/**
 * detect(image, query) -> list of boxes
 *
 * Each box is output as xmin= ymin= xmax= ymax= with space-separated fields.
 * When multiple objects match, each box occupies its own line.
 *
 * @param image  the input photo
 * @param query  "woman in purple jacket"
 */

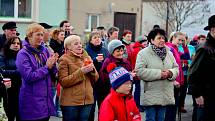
xmin=16 ymin=23 xmax=59 ymax=121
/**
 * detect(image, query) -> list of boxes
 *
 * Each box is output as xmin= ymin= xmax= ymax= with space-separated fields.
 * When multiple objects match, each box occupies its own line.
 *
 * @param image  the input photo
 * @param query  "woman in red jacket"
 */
xmin=99 ymin=63 xmax=141 ymax=121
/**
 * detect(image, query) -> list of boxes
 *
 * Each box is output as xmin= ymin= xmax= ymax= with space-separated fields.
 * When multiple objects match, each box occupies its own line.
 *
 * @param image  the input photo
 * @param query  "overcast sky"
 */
xmin=181 ymin=0 xmax=215 ymax=38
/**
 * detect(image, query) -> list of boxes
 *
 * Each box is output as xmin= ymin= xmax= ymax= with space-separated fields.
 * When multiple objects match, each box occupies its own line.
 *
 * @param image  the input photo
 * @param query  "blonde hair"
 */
xmin=169 ymin=31 xmax=185 ymax=42
xmin=26 ymin=23 xmax=44 ymax=38
xmin=173 ymin=31 xmax=185 ymax=38
xmin=64 ymin=35 xmax=81 ymax=49
xmin=51 ymin=29 xmax=64 ymax=40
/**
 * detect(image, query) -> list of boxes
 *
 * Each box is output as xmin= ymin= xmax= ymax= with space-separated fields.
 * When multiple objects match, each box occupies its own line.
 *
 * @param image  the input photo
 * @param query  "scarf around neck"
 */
xmin=151 ymin=44 xmax=167 ymax=61
xmin=24 ymin=40 xmax=48 ymax=67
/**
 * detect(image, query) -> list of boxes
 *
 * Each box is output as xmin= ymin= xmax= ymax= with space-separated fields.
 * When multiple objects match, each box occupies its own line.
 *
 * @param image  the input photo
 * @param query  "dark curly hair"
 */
xmin=147 ymin=28 xmax=167 ymax=43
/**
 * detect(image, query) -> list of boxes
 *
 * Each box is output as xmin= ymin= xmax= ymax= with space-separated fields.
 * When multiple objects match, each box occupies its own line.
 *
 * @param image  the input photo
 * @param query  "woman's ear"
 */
xmin=150 ymin=39 xmax=154 ymax=44
xmin=28 ymin=34 xmax=33 ymax=40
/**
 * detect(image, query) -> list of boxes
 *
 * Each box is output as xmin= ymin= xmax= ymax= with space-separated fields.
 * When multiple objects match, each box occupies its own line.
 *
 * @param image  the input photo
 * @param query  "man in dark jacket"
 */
xmin=59 ymin=20 xmax=73 ymax=38
xmin=188 ymin=14 xmax=215 ymax=121
xmin=0 ymin=22 xmax=18 ymax=52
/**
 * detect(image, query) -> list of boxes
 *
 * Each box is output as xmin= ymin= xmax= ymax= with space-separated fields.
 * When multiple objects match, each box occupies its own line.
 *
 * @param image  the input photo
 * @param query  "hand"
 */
xmin=166 ymin=70 xmax=173 ymax=78
xmin=173 ymin=81 xmax=180 ymax=88
xmin=96 ymin=54 xmax=104 ymax=62
xmin=195 ymin=96 xmax=204 ymax=107
xmin=161 ymin=70 xmax=169 ymax=79
xmin=3 ymin=80 xmax=11 ymax=89
xmin=51 ymin=53 xmax=59 ymax=61
xmin=161 ymin=70 xmax=172 ymax=79
xmin=81 ymin=63 xmax=94 ymax=74
xmin=130 ymin=70 xmax=136 ymax=77
xmin=46 ymin=53 xmax=59 ymax=69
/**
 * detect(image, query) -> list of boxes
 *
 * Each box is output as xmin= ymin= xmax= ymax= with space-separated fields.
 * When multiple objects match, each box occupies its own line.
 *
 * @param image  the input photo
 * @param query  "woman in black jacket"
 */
xmin=50 ymin=29 xmax=65 ymax=57
xmin=0 ymin=37 xmax=22 ymax=121
xmin=85 ymin=31 xmax=109 ymax=121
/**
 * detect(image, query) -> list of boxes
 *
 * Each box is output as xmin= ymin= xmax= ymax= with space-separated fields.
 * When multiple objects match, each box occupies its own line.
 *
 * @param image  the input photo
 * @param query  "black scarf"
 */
xmin=89 ymin=42 xmax=102 ymax=51
xmin=151 ymin=44 xmax=167 ymax=61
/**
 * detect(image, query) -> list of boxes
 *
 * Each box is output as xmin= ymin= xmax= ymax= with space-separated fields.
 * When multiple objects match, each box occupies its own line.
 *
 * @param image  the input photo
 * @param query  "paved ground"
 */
xmin=177 ymin=94 xmax=193 ymax=121
xmin=50 ymin=81 xmax=194 ymax=121
xmin=50 ymin=94 xmax=193 ymax=121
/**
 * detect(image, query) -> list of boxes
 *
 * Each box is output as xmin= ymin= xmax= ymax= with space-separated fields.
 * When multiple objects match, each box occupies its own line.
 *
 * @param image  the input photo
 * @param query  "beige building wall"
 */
xmin=69 ymin=0 xmax=142 ymax=40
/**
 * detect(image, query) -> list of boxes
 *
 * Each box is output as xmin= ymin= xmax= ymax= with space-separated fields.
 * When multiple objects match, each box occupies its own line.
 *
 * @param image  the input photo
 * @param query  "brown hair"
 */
xmin=51 ymin=29 xmax=64 ymax=40
xmin=89 ymin=31 xmax=101 ymax=42
xmin=198 ymin=34 xmax=206 ymax=40
xmin=107 ymin=27 xmax=119 ymax=37
xmin=3 ymin=37 xmax=22 ymax=57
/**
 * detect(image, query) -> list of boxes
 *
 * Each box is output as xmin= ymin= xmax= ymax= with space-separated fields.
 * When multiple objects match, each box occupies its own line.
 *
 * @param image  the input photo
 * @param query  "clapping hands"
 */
xmin=81 ymin=63 xmax=94 ymax=74
xmin=46 ymin=53 xmax=59 ymax=69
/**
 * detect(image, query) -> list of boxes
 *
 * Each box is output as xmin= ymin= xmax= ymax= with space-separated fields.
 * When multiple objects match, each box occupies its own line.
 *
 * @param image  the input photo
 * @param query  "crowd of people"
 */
xmin=0 ymin=14 xmax=215 ymax=121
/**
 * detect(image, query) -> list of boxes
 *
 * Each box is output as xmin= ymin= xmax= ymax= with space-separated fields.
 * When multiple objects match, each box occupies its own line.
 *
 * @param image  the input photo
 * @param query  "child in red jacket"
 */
xmin=99 ymin=63 xmax=141 ymax=121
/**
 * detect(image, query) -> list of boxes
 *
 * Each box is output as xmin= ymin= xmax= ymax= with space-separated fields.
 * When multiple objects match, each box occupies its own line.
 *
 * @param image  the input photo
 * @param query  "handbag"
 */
xmin=0 ymin=98 xmax=7 ymax=121
xmin=0 ymin=73 xmax=7 ymax=121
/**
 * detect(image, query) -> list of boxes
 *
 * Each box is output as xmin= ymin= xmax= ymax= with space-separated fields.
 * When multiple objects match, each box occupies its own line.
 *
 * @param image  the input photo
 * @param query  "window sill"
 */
xmin=0 ymin=18 xmax=33 ymax=23
xmin=84 ymin=29 xmax=91 ymax=33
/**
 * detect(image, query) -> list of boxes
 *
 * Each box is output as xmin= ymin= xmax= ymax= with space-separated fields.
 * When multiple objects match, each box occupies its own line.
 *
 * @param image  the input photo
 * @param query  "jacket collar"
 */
xmin=66 ymin=49 xmax=88 ymax=58
xmin=23 ymin=40 xmax=45 ymax=54
xmin=121 ymin=39 xmax=130 ymax=45
xmin=87 ymin=42 xmax=102 ymax=51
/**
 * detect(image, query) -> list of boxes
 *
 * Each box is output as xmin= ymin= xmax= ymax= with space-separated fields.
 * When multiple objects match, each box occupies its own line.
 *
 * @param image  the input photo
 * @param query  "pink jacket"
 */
xmin=166 ymin=42 xmax=184 ymax=85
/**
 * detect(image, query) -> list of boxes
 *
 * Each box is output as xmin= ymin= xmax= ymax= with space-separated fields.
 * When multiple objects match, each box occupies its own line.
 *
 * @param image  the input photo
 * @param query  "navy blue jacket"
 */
xmin=85 ymin=43 xmax=109 ymax=71
xmin=0 ymin=50 xmax=22 ymax=93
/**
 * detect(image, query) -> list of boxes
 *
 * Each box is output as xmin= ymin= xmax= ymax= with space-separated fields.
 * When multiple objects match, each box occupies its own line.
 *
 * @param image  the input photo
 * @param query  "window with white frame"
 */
xmin=0 ymin=0 xmax=32 ymax=21
xmin=85 ymin=14 xmax=100 ymax=31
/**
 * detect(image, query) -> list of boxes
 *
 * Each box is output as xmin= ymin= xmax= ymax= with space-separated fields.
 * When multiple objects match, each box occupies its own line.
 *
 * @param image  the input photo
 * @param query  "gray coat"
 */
xmin=135 ymin=45 xmax=179 ymax=106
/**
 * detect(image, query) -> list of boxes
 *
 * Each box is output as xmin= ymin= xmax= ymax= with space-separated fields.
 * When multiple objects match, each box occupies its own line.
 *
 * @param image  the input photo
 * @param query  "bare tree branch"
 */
xmin=149 ymin=0 xmax=210 ymax=32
